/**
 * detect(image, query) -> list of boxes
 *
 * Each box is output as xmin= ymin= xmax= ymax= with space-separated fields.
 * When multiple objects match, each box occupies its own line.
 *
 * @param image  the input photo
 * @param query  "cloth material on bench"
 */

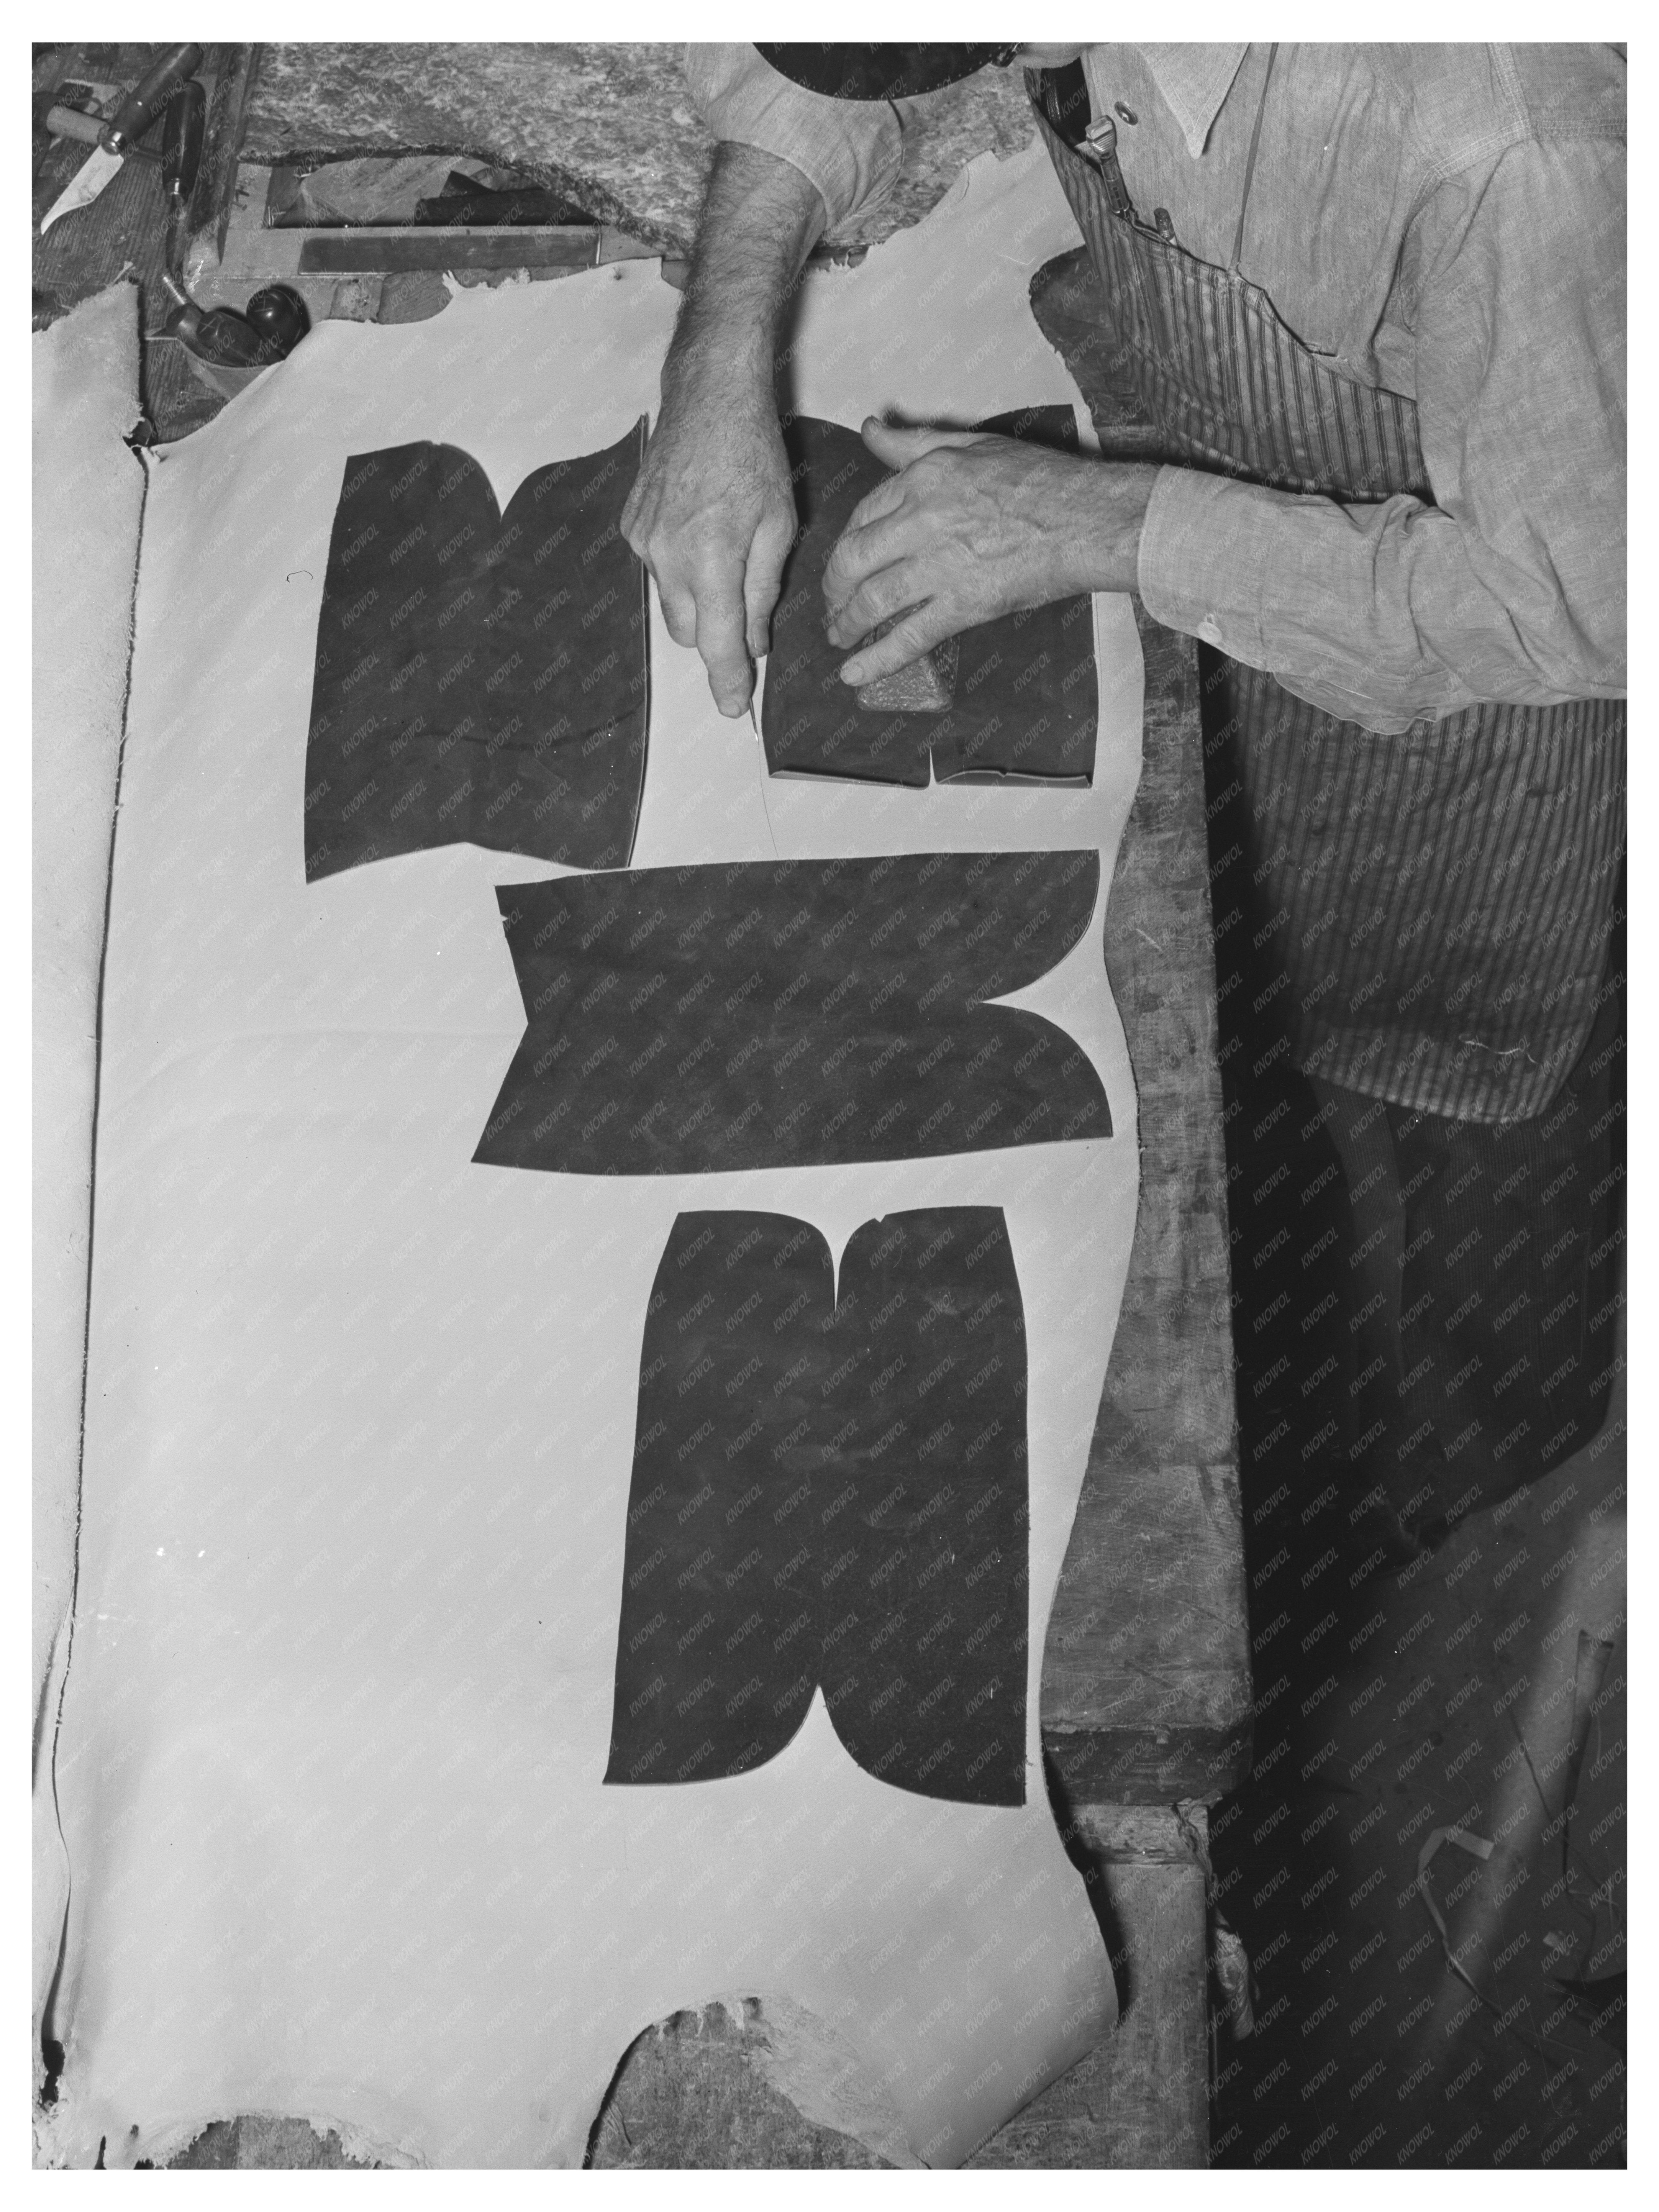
xmin=31 ymin=278 xmax=147 ymax=2068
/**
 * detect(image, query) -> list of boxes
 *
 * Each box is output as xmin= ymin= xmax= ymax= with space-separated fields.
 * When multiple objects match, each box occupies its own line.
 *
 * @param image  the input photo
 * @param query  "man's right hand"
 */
xmin=621 ymin=368 xmax=797 ymax=720
xmin=618 ymin=140 xmax=825 ymax=719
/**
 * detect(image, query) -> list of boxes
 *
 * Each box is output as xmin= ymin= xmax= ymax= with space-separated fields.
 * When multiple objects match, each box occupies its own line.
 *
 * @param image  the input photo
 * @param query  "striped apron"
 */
xmin=1031 ymin=62 xmax=1625 ymax=1525
xmin=1030 ymin=64 xmax=1625 ymax=1128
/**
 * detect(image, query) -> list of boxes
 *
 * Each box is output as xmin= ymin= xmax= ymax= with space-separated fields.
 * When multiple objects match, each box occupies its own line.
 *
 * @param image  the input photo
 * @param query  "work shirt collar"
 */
xmin=1132 ymin=44 xmax=1251 ymax=157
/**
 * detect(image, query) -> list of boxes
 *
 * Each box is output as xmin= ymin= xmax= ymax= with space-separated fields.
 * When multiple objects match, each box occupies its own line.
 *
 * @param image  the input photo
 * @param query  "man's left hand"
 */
xmin=822 ymin=419 xmax=1157 ymax=686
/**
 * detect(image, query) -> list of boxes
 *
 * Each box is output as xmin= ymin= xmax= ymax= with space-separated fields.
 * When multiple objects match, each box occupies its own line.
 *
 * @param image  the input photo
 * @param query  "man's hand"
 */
xmin=621 ymin=370 xmax=797 ymax=719
xmin=823 ymin=420 xmax=1157 ymax=686
xmin=620 ymin=142 xmax=825 ymax=718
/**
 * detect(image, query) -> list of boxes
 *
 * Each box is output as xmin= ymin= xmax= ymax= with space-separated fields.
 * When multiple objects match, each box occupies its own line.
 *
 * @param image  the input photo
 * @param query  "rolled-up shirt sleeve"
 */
xmin=683 ymin=43 xmax=903 ymax=233
xmin=1137 ymin=139 xmax=1626 ymax=734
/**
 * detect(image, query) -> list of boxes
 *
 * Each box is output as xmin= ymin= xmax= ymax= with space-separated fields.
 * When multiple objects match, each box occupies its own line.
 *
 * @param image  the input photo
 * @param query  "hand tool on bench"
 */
xmin=49 ymin=68 xmax=298 ymax=382
xmin=43 ymin=102 xmax=157 ymax=155
xmin=41 ymin=42 xmax=203 ymax=235
xmin=47 ymin=56 xmax=307 ymax=381
xmin=159 ymin=79 xmax=310 ymax=379
xmin=161 ymin=267 xmax=310 ymax=371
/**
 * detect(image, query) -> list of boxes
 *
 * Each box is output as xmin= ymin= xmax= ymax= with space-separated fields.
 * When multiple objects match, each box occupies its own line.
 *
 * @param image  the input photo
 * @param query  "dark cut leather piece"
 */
xmin=605 ymin=1212 xmax=832 ymax=1788
xmin=473 ymin=851 xmax=1110 ymax=1176
xmin=303 ymin=425 xmax=648 ymax=882
xmin=815 ymin=1208 xmax=1029 ymax=1802
xmin=762 ymin=408 xmax=1098 ymax=787
xmin=605 ymin=1208 xmax=1028 ymax=1804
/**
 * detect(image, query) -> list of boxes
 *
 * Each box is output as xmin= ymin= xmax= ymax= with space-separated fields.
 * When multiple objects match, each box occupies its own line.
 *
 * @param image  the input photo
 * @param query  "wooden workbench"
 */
xmin=34 ymin=41 xmax=1248 ymax=2170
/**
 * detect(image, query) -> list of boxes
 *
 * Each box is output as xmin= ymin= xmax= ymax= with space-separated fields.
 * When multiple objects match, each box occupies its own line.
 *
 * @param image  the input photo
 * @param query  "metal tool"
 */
xmin=40 ymin=42 xmax=204 ymax=235
xmin=161 ymin=273 xmax=310 ymax=371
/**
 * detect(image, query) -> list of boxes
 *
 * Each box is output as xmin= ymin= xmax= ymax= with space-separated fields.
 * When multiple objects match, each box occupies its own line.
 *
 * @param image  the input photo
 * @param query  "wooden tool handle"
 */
xmin=102 ymin=43 xmax=204 ymax=153
xmin=44 ymin=103 xmax=105 ymax=144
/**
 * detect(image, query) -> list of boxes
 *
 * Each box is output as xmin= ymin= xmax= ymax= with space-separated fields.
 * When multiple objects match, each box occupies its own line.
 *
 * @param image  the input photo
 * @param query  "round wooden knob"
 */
xmin=244 ymin=284 xmax=310 ymax=361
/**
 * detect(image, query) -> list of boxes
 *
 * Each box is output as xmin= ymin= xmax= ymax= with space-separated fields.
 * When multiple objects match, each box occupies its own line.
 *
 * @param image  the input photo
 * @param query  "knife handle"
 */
xmin=44 ymin=103 xmax=105 ymax=144
xmin=101 ymin=43 xmax=204 ymax=154
xmin=44 ymin=103 xmax=161 ymax=161
xmin=162 ymin=79 xmax=206 ymax=203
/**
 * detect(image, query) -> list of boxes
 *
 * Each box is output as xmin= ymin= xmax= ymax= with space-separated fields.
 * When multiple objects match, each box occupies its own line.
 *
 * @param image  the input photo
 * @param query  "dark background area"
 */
xmin=1199 ymin=818 xmax=1625 ymax=2169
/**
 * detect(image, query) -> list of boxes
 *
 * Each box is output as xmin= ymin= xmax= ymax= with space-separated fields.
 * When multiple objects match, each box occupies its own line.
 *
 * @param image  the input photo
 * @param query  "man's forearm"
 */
xmin=668 ymin=142 xmax=826 ymax=391
xmin=624 ymin=142 xmax=826 ymax=713
xmin=1136 ymin=469 xmax=1627 ymax=735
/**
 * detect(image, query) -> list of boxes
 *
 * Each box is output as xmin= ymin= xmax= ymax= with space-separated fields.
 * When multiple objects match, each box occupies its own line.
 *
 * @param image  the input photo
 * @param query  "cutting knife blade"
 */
xmin=40 ymin=143 xmax=124 ymax=236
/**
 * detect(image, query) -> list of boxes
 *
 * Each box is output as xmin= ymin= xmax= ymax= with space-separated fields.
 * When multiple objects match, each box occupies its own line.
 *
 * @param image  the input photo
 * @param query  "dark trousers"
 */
xmin=1203 ymin=648 xmax=1625 ymax=1545
xmin=1312 ymin=951 xmax=1623 ymax=1537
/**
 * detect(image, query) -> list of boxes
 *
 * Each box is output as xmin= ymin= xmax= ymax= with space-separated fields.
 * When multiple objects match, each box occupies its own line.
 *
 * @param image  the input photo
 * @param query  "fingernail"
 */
xmin=841 ymin=661 xmax=865 ymax=685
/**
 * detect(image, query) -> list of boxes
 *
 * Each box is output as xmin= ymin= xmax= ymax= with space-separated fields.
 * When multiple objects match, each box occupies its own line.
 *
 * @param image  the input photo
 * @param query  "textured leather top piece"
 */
xmin=763 ymin=410 xmax=1098 ymax=789
xmin=474 ymin=850 xmax=1110 ymax=1176
xmin=607 ymin=1205 xmax=1030 ymax=1807
xmin=303 ymin=425 xmax=649 ymax=881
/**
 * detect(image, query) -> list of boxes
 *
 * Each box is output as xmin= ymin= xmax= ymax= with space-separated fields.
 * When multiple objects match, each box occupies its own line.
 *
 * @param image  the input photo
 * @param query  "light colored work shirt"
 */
xmin=685 ymin=43 xmax=1626 ymax=736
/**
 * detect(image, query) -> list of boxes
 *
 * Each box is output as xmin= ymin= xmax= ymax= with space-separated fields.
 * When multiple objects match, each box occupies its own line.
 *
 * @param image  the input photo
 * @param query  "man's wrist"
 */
xmin=1063 ymin=461 xmax=1159 ymax=598
xmin=663 ymin=317 xmax=772 ymax=397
